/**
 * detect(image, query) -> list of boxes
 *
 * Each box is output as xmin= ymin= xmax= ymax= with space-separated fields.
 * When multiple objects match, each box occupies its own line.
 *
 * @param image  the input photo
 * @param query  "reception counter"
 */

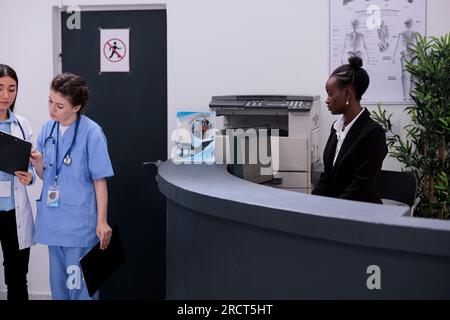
xmin=157 ymin=161 xmax=450 ymax=299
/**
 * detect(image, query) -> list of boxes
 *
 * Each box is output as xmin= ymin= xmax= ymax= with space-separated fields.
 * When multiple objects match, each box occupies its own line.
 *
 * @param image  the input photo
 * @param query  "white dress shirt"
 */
xmin=332 ymin=107 xmax=365 ymax=166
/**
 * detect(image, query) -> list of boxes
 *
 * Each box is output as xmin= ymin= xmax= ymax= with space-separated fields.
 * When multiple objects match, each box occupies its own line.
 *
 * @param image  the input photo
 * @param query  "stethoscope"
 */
xmin=43 ymin=116 xmax=80 ymax=170
xmin=17 ymin=121 xmax=26 ymax=140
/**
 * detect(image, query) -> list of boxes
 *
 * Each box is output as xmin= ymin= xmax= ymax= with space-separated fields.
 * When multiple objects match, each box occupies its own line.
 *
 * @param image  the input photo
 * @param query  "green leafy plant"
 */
xmin=372 ymin=33 xmax=450 ymax=219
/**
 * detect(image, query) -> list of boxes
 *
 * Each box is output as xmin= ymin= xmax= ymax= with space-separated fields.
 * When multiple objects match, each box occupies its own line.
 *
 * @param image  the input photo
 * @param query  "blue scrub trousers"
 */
xmin=48 ymin=246 xmax=99 ymax=300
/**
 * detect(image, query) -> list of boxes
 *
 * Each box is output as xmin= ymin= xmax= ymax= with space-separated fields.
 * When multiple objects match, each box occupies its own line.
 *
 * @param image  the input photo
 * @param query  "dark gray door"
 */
xmin=61 ymin=8 xmax=167 ymax=299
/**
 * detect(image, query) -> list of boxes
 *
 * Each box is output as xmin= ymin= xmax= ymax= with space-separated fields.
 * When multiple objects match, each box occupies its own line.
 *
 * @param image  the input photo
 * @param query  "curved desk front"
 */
xmin=157 ymin=161 xmax=450 ymax=299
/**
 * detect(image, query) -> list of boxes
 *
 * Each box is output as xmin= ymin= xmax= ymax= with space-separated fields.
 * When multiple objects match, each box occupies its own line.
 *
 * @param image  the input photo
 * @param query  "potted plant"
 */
xmin=372 ymin=33 xmax=450 ymax=219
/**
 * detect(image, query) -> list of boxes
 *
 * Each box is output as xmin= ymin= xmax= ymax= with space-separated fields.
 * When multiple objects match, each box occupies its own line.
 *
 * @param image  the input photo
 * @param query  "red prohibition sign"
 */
xmin=104 ymin=38 xmax=127 ymax=63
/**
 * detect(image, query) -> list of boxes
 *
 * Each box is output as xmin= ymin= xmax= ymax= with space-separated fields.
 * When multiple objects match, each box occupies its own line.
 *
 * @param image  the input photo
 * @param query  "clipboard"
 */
xmin=80 ymin=225 xmax=126 ymax=297
xmin=0 ymin=130 xmax=32 ymax=175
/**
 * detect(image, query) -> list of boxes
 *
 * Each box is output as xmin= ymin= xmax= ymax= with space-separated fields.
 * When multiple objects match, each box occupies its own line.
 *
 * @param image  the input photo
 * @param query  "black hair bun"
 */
xmin=348 ymin=56 xmax=363 ymax=68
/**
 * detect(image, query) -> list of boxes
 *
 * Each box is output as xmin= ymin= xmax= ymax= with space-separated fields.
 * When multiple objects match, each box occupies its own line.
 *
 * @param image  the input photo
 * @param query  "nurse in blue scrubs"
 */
xmin=30 ymin=73 xmax=114 ymax=300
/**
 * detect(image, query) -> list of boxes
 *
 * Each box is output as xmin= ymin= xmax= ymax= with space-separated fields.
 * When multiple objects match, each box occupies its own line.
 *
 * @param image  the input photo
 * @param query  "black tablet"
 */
xmin=0 ymin=131 xmax=32 ymax=175
xmin=79 ymin=225 xmax=126 ymax=297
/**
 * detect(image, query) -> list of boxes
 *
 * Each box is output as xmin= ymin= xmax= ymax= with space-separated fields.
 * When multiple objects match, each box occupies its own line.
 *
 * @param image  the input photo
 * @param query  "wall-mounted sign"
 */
xmin=329 ymin=0 xmax=426 ymax=104
xmin=100 ymin=28 xmax=130 ymax=73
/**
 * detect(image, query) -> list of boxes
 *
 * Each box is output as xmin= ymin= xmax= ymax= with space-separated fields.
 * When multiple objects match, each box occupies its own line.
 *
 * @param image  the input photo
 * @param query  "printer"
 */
xmin=210 ymin=95 xmax=321 ymax=193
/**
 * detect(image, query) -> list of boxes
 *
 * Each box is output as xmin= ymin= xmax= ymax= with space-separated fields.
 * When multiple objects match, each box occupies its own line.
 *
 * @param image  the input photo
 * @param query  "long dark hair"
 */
xmin=0 ymin=64 xmax=19 ymax=111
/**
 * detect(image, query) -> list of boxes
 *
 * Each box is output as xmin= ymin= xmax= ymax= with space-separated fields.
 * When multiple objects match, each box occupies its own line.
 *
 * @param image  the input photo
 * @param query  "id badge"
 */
xmin=47 ymin=186 xmax=60 ymax=207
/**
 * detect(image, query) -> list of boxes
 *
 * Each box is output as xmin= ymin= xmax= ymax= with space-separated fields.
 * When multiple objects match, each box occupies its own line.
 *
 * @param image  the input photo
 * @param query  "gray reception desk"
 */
xmin=157 ymin=161 xmax=450 ymax=299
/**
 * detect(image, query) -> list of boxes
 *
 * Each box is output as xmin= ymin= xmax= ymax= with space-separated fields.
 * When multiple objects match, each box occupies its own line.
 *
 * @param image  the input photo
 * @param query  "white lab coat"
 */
xmin=10 ymin=113 xmax=34 ymax=250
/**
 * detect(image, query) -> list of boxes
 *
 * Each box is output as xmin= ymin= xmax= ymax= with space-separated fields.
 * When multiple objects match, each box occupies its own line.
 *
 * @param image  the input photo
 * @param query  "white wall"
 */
xmin=0 ymin=0 xmax=449 ymax=297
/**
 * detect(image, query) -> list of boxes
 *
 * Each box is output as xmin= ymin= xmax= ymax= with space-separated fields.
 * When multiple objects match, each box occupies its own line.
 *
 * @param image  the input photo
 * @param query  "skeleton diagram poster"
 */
xmin=329 ymin=0 xmax=426 ymax=104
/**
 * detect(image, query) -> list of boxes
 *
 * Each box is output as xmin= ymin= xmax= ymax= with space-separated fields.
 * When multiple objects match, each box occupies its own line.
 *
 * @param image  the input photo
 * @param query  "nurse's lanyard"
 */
xmin=45 ymin=116 xmax=80 ymax=208
xmin=51 ymin=116 xmax=81 ymax=187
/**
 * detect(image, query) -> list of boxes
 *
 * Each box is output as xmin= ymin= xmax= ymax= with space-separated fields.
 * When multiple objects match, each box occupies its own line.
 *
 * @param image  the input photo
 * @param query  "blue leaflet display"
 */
xmin=173 ymin=111 xmax=215 ymax=164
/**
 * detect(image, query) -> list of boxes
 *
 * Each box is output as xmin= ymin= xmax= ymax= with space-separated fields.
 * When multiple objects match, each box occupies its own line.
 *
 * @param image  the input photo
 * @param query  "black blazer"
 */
xmin=312 ymin=109 xmax=388 ymax=204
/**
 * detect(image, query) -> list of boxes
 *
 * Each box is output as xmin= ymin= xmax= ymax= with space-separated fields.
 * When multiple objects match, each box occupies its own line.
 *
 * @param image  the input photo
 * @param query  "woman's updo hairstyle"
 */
xmin=330 ymin=56 xmax=370 ymax=100
xmin=50 ymin=73 xmax=90 ymax=114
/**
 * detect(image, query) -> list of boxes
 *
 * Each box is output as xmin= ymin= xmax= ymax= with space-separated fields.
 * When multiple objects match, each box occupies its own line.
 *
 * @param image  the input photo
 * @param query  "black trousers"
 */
xmin=0 ymin=209 xmax=30 ymax=300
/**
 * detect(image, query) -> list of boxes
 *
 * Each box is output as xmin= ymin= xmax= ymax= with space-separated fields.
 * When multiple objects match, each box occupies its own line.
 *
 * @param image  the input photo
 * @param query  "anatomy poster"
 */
xmin=330 ymin=0 xmax=426 ymax=104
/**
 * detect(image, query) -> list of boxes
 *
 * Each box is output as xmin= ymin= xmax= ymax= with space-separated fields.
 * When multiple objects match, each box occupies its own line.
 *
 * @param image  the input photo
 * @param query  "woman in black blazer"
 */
xmin=312 ymin=56 xmax=388 ymax=204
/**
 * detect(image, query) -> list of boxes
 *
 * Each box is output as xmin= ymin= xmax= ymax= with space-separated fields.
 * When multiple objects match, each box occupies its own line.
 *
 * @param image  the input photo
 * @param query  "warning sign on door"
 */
xmin=100 ymin=28 xmax=130 ymax=72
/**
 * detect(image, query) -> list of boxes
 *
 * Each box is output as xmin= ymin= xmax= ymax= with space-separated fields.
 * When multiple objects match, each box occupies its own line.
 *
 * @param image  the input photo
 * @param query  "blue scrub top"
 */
xmin=33 ymin=115 xmax=114 ymax=247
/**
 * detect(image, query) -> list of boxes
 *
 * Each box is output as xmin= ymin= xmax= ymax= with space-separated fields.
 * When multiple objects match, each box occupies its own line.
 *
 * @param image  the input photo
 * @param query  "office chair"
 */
xmin=376 ymin=170 xmax=418 ymax=215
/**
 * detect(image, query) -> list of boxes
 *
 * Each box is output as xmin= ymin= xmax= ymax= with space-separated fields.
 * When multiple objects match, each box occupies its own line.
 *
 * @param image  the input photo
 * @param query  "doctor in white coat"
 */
xmin=0 ymin=64 xmax=35 ymax=301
